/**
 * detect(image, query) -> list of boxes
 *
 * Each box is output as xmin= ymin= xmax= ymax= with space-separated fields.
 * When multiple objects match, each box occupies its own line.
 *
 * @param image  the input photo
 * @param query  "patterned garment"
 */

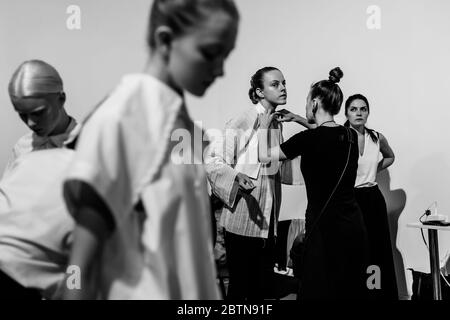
xmin=205 ymin=104 xmax=303 ymax=239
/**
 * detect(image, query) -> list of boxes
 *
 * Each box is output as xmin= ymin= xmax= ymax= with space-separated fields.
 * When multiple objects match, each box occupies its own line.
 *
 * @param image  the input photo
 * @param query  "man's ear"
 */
xmin=153 ymin=25 xmax=174 ymax=57
xmin=256 ymin=87 xmax=264 ymax=99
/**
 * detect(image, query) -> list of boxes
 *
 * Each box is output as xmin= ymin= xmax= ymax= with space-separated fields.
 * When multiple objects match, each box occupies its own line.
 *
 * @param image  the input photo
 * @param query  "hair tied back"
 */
xmin=328 ymin=67 xmax=343 ymax=84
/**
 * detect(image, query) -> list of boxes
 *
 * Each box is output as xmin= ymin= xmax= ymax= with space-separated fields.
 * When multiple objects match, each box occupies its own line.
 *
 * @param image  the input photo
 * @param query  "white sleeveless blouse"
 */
xmin=355 ymin=131 xmax=382 ymax=188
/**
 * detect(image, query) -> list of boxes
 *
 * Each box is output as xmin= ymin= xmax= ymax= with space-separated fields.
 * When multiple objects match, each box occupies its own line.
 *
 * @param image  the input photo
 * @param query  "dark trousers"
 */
xmin=275 ymin=220 xmax=292 ymax=270
xmin=224 ymin=230 xmax=275 ymax=300
xmin=355 ymin=185 xmax=398 ymax=300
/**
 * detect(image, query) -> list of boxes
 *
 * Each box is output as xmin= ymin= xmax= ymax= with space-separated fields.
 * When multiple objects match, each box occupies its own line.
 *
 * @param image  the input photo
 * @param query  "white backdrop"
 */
xmin=1 ymin=0 xmax=450 ymax=299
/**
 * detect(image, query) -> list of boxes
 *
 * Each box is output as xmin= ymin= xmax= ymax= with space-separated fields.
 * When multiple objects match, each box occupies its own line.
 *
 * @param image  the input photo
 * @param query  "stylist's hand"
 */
xmin=274 ymin=109 xmax=298 ymax=122
xmin=236 ymin=172 xmax=255 ymax=192
xmin=259 ymin=108 xmax=276 ymax=129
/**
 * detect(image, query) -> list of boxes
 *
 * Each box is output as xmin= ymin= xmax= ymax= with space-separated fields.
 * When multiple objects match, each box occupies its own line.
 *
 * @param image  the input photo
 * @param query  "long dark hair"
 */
xmin=309 ymin=67 xmax=344 ymax=115
xmin=248 ymin=66 xmax=280 ymax=104
xmin=344 ymin=93 xmax=378 ymax=143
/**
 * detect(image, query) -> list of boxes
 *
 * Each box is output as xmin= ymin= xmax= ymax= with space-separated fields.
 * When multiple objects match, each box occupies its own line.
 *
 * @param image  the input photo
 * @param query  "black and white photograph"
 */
xmin=0 ymin=0 xmax=449 ymax=311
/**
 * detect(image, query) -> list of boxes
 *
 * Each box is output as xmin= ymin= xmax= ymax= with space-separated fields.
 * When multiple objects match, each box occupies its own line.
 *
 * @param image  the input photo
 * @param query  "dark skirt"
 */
xmin=299 ymin=200 xmax=370 ymax=300
xmin=355 ymin=185 xmax=398 ymax=300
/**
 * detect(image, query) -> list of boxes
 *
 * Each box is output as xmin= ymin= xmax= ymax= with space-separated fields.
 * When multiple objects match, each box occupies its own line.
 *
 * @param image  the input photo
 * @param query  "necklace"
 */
xmin=319 ymin=120 xmax=336 ymax=127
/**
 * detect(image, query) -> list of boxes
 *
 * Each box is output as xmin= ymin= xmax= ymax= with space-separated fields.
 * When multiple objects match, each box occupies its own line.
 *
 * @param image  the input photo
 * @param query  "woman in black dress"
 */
xmin=258 ymin=67 xmax=369 ymax=299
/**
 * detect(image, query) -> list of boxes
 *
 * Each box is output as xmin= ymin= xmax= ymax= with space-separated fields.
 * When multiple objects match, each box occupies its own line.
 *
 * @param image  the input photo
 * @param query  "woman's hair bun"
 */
xmin=328 ymin=67 xmax=344 ymax=84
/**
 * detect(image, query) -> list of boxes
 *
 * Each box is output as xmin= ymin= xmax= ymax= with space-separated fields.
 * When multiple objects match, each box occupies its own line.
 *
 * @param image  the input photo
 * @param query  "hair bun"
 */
xmin=328 ymin=67 xmax=343 ymax=84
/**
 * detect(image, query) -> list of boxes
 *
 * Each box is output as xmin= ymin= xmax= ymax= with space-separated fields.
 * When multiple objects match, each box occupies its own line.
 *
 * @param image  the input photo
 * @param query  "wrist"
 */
xmin=293 ymin=115 xmax=303 ymax=123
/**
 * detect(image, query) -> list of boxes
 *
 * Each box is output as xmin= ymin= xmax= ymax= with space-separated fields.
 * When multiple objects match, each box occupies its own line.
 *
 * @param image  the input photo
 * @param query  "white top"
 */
xmin=0 ymin=149 xmax=75 ymax=299
xmin=2 ymin=117 xmax=80 ymax=179
xmin=65 ymin=73 xmax=220 ymax=299
xmin=355 ymin=130 xmax=383 ymax=188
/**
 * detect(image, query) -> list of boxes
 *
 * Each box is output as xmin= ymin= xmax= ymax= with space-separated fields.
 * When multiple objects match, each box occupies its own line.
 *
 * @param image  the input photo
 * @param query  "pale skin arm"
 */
xmin=258 ymin=108 xmax=288 ymax=163
xmin=275 ymin=109 xmax=317 ymax=129
xmin=377 ymin=132 xmax=395 ymax=172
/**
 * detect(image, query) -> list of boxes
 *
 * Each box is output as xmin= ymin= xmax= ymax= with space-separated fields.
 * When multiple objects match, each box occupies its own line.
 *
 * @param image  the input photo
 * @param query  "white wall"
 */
xmin=1 ymin=0 xmax=450 ymax=299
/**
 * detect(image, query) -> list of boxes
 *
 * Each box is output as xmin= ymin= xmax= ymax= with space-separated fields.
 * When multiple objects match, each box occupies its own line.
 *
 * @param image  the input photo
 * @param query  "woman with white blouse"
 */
xmin=344 ymin=93 xmax=397 ymax=300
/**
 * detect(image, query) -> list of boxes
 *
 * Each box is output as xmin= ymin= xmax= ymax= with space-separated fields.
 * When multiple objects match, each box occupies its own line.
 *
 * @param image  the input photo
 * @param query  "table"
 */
xmin=407 ymin=222 xmax=450 ymax=300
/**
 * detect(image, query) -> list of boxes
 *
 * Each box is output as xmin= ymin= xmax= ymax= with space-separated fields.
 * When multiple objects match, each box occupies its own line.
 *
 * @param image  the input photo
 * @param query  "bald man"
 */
xmin=3 ymin=60 xmax=80 ymax=177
